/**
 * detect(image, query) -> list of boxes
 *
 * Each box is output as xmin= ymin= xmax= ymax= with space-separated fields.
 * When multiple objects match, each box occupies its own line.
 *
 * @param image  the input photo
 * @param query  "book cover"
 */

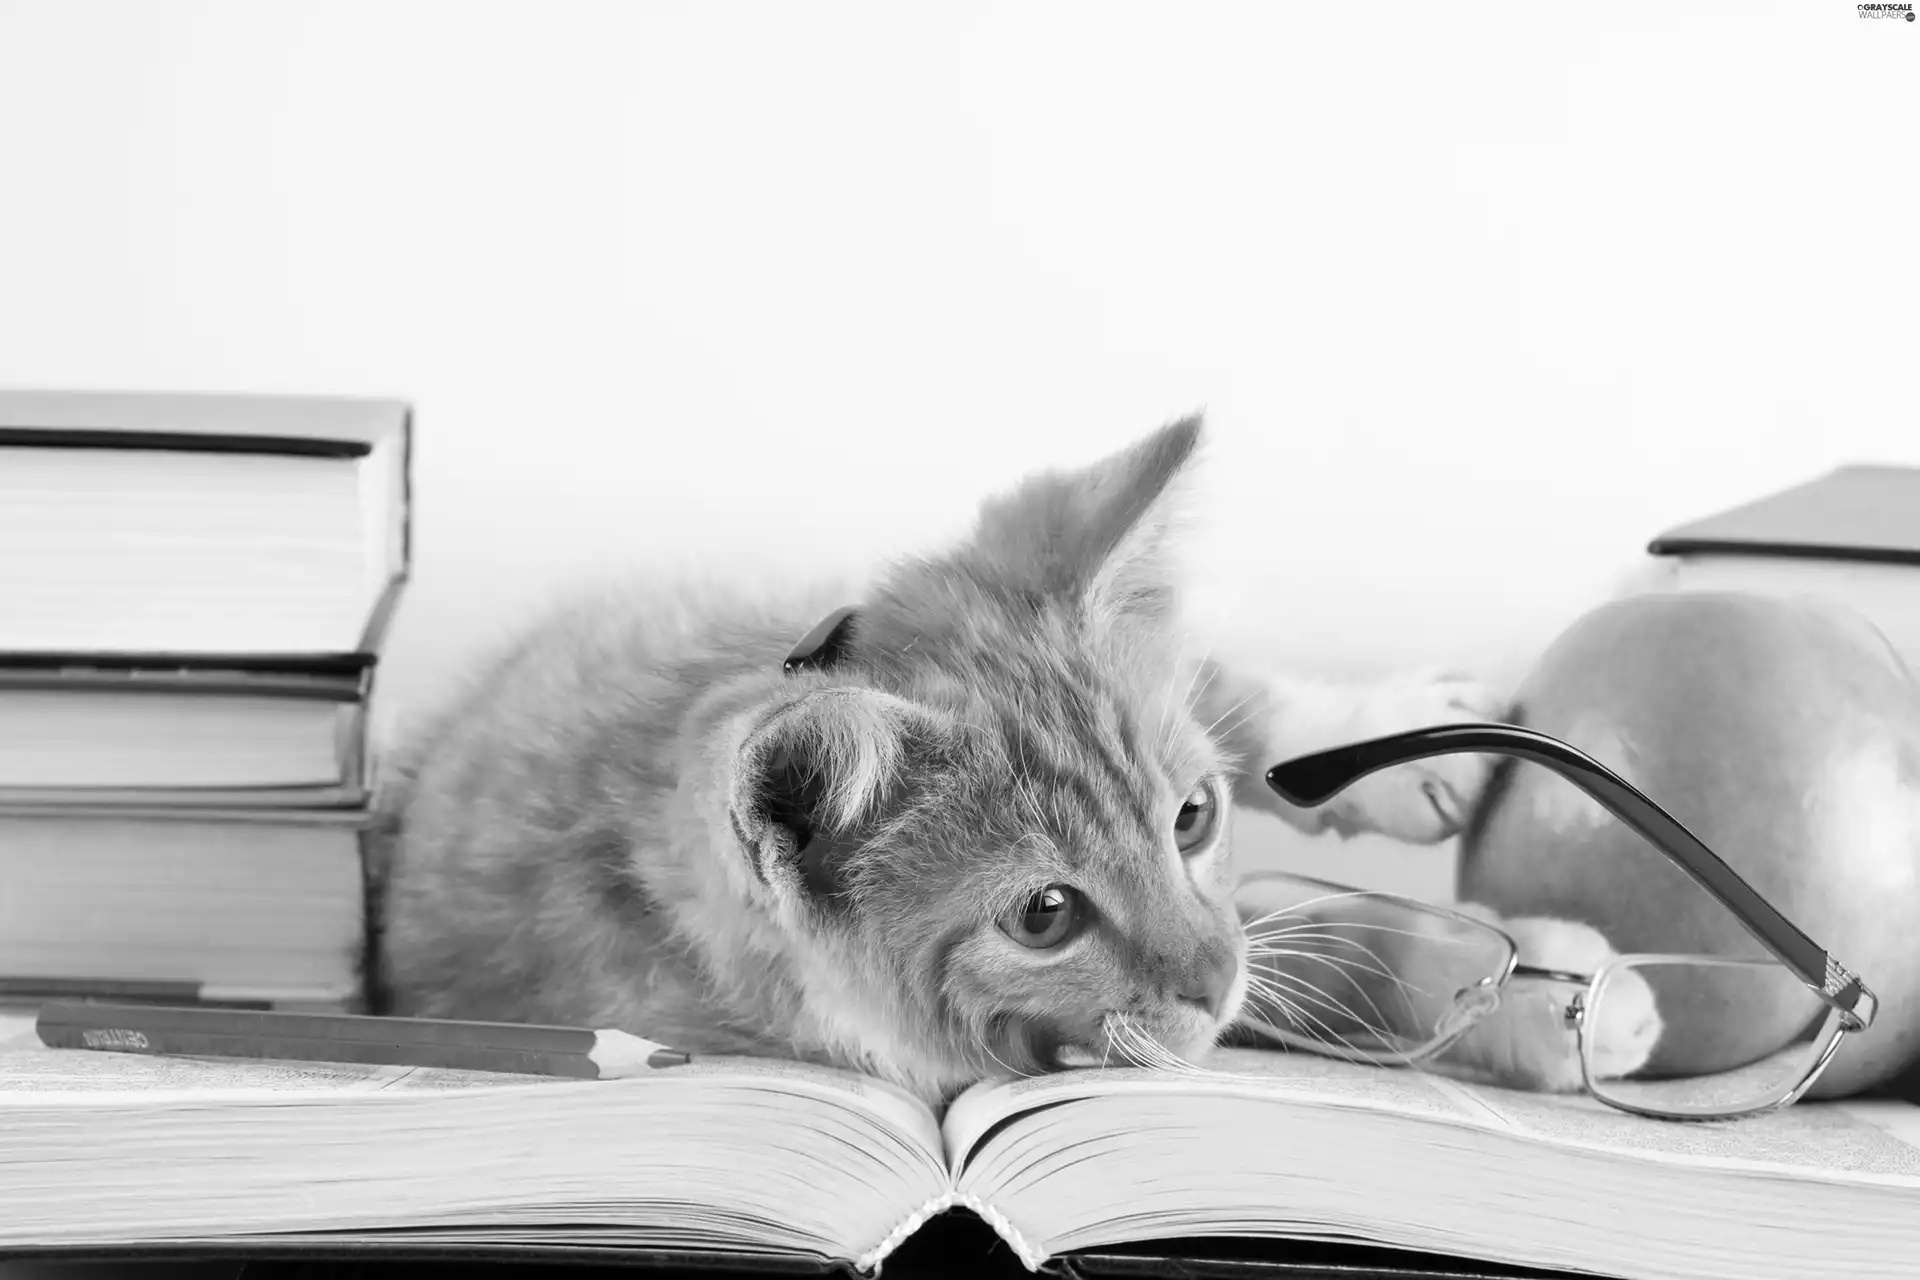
xmin=1647 ymin=464 xmax=1920 ymax=566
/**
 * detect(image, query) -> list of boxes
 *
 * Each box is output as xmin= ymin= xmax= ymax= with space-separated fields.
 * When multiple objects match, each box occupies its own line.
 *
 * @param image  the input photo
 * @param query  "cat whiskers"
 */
xmin=1241 ymin=897 xmax=1493 ymax=983
xmin=1100 ymin=1012 xmax=1200 ymax=1075
xmin=1200 ymin=689 xmax=1262 ymax=747
xmin=1243 ymin=926 xmax=1423 ymax=989
xmin=1240 ymin=963 xmax=1398 ymax=1061
xmin=1240 ymin=920 xmax=1470 ymax=1074
xmin=1243 ymin=925 xmax=1438 ymax=1043
xmin=1237 ymin=958 xmax=1443 ymax=1069
xmin=1097 ymin=1011 xmax=1328 ymax=1091
xmin=1161 ymin=641 xmax=1210 ymax=751
xmin=1236 ymin=948 xmax=1436 ymax=1066
xmin=1239 ymin=888 xmax=1434 ymax=932
xmin=1242 ymin=937 xmax=1405 ymax=1013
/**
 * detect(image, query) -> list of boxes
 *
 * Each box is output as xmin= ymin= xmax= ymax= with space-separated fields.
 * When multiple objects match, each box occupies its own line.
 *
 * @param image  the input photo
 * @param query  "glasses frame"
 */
xmin=1254 ymin=721 xmax=1880 ymax=1120
xmin=1236 ymin=867 xmax=1849 ymax=1120
xmin=1565 ymin=954 xmax=1851 ymax=1119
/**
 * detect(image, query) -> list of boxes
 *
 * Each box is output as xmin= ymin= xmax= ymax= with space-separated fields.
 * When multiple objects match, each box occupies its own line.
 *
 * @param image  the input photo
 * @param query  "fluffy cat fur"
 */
xmin=369 ymin=416 xmax=1635 ymax=1105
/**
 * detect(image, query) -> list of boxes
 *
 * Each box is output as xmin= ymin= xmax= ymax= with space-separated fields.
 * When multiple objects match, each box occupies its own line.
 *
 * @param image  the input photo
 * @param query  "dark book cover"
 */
xmin=1648 ymin=464 xmax=1920 ymax=567
xmin=0 ymin=1222 xmax=1597 ymax=1280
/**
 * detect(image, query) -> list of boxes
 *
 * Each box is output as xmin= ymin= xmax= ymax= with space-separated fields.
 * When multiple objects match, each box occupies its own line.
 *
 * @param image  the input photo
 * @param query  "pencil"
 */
xmin=32 ymin=1001 xmax=691 ymax=1080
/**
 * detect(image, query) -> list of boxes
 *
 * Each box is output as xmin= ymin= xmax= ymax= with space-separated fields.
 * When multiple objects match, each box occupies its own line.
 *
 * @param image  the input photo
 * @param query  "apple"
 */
xmin=1458 ymin=590 xmax=1920 ymax=1098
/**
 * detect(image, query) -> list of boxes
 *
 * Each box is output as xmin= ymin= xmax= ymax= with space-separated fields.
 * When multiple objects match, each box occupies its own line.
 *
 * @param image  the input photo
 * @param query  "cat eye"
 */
xmin=1173 ymin=783 xmax=1218 ymax=854
xmin=1002 ymin=885 xmax=1081 ymax=950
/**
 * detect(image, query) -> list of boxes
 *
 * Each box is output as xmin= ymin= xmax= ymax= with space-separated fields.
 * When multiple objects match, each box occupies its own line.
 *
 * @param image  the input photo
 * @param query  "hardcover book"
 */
xmin=1648 ymin=464 xmax=1920 ymax=566
xmin=0 ymin=662 xmax=374 ymax=807
xmin=0 ymin=807 xmax=367 ymax=1009
xmin=1641 ymin=463 xmax=1920 ymax=676
xmin=0 ymin=387 xmax=411 ymax=663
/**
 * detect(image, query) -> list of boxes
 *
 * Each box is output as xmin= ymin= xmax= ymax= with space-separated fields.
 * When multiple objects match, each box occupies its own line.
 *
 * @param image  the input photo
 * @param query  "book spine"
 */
xmin=853 ymin=1192 xmax=1046 ymax=1275
xmin=0 ymin=786 xmax=371 ymax=810
xmin=355 ymin=405 xmax=412 ymax=656
xmin=0 ymin=652 xmax=376 ymax=675
xmin=0 ymin=978 xmax=360 ymax=1008
xmin=0 ymin=427 xmax=373 ymax=458
xmin=0 ymin=804 xmax=374 ymax=826
xmin=1649 ymin=537 xmax=1920 ymax=567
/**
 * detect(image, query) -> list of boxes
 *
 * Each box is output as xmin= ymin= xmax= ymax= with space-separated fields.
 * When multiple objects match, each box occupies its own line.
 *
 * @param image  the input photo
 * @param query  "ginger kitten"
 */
xmin=370 ymin=417 xmax=1511 ymax=1105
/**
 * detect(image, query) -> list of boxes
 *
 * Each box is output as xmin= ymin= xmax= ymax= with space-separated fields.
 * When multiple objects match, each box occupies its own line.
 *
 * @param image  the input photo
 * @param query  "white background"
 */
xmin=1 ymin=1 xmax=1915 ymax=898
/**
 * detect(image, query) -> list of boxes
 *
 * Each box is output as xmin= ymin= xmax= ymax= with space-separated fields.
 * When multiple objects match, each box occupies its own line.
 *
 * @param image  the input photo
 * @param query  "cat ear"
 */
xmin=971 ymin=415 xmax=1203 ymax=631
xmin=726 ymin=688 xmax=945 ymax=920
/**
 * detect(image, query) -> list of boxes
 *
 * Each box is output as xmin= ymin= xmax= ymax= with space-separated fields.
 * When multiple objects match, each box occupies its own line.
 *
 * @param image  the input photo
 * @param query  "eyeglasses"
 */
xmin=1236 ymin=722 xmax=1878 ymax=1121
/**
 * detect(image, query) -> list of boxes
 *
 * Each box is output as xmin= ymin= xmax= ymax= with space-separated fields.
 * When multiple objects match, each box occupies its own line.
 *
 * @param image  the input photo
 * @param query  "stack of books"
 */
xmin=0 ymin=388 xmax=411 ymax=1014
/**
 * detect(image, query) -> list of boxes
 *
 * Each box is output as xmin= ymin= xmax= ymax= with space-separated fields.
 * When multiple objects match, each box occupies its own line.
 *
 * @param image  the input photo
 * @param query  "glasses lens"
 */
xmin=1235 ymin=872 xmax=1516 ymax=1062
xmin=1582 ymin=957 xmax=1845 ymax=1118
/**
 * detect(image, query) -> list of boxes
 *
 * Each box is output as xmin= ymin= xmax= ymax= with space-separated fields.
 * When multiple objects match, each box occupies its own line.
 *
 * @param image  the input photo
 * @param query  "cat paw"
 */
xmin=1522 ymin=919 xmax=1661 ymax=1084
xmin=1440 ymin=909 xmax=1663 ymax=1093
xmin=1315 ymin=670 xmax=1506 ymax=844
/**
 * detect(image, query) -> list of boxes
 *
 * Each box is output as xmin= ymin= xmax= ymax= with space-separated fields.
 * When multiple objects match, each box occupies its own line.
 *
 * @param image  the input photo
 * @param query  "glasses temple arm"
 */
xmin=1266 ymin=723 xmax=1877 ymax=1032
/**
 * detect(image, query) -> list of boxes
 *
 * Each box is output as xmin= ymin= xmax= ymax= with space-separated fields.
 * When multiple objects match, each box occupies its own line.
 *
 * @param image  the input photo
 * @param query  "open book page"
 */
xmin=944 ymin=1048 xmax=1920 ymax=1280
xmin=0 ymin=1025 xmax=588 ymax=1100
xmin=0 ymin=1014 xmax=939 ymax=1147
xmin=1433 ymin=1070 xmax=1920 ymax=1184
xmin=0 ymin=1035 xmax=949 ymax=1267
xmin=944 ymin=1046 xmax=1511 ymax=1172
xmin=946 ymin=1046 xmax=1920 ymax=1187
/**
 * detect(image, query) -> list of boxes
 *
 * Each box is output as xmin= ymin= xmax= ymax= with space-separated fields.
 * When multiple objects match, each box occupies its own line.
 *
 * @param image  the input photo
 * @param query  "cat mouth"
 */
xmin=981 ymin=1012 xmax=1074 ymax=1076
xmin=981 ymin=1013 xmax=1151 ymax=1075
xmin=1099 ymin=1011 xmax=1223 ymax=1070
xmin=984 ymin=998 xmax=1234 ymax=1077
xmin=1048 ymin=1009 xmax=1225 ymax=1072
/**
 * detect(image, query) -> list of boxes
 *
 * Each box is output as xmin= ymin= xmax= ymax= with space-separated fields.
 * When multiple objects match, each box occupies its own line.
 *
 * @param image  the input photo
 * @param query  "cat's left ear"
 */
xmin=972 ymin=414 xmax=1202 ymax=632
xmin=725 ymin=688 xmax=949 ymax=922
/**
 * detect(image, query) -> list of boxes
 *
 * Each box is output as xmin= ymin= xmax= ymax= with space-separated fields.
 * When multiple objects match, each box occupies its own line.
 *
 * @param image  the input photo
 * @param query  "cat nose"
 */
xmin=1176 ymin=955 xmax=1237 ymax=1018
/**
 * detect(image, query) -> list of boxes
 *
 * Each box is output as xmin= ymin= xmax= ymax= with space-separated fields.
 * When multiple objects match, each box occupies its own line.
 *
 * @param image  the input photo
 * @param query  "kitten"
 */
xmin=369 ymin=416 xmax=1507 ymax=1105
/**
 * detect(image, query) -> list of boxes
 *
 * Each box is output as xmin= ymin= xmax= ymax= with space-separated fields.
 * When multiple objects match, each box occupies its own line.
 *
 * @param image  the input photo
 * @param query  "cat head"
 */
xmin=725 ymin=417 xmax=1248 ymax=1091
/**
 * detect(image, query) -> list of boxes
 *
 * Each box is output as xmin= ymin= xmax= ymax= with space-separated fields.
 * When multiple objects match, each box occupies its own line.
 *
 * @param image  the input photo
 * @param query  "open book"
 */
xmin=2 ymin=1025 xmax=1917 ymax=1280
